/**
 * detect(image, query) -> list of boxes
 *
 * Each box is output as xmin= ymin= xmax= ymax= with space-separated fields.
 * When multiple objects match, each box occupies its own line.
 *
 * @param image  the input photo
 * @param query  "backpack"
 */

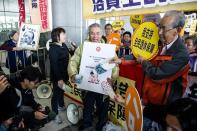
xmin=142 ymin=56 xmax=190 ymax=105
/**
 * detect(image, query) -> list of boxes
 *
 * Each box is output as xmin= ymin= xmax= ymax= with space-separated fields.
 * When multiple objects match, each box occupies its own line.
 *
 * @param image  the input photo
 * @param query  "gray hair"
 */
xmin=164 ymin=10 xmax=185 ymax=28
xmin=88 ymin=23 xmax=102 ymax=35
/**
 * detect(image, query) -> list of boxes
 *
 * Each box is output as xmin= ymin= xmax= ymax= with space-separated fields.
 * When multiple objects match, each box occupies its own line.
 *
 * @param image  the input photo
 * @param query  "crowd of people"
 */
xmin=0 ymin=10 xmax=197 ymax=131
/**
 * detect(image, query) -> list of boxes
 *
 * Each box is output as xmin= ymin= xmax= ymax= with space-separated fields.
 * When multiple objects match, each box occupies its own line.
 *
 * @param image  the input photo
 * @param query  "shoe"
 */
xmin=58 ymin=106 xmax=66 ymax=111
xmin=54 ymin=115 xmax=62 ymax=124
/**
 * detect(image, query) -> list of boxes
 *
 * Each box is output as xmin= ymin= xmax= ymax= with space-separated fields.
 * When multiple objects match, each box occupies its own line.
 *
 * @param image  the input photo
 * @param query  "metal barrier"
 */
xmin=0 ymin=47 xmax=49 ymax=80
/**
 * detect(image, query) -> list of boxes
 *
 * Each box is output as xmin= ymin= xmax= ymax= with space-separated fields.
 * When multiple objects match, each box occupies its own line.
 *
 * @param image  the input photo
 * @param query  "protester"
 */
xmin=185 ymin=37 xmax=197 ymax=72
xmin=0 ymin=74 xmax=24 ymax=131
xmin=0 ymin=66 xmax=43 ymax=130
xmin=49 ymin=27 xmax=70 ymax=124
xmin=102 ymin=23 xmax=113 ymax=43
xmin=7 ymin=66 xmax=48 ymax=129
xmin=107 ymin=10 xmax=190 ymax=130
xmin=165 ymin=98 xmax=197 ymax=131
xmin=68 ymin=23 xmax=119 ymax=131
xmin=135 ymin=10 xmax=189 ymax=130
xmin=118 ymin=31 xmax=133 ymax=60
xmin=0 ymin=30 xmax=27 ymax=73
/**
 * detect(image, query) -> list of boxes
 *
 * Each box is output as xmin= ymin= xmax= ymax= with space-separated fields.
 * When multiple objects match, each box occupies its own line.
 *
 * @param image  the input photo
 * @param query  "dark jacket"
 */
xmin=189 ymin=52 xmax=197 ymax=72
xmin=142 ymin=36 xmax=189 ymax=104
xmin=0 ymin=87 xmax=20 ymax=123
xmin=8 ymin=79 xmax=41 ymax=110
xmin=49 ymin=43 xmax=70 ymax=82
xmin=0 ymin=40 xmax=27 ymax=73
xmin=142 ymin=37 xmax=189 ymax=80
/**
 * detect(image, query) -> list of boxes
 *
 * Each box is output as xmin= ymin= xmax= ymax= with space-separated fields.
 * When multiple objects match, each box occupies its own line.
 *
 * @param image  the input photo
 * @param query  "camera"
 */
xmin=0 ymin=71 xmax=21 ymax=87
xmin=39 ymin=106 xmax=50 ymax=115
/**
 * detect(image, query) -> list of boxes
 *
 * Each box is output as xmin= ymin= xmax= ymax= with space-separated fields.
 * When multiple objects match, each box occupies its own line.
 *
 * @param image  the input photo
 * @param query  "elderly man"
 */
xmin=136 ymin=11 xmax=189 ymax=130
xmin=23 ymin=31 xmax=35 ymax=46
xmin=68 ymin=23 xmax=119 ymax=131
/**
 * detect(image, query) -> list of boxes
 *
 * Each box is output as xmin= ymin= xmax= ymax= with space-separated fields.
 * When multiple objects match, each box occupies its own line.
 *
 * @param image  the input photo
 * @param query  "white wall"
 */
xmin=51 ymin=0 xmax=86 ymax=45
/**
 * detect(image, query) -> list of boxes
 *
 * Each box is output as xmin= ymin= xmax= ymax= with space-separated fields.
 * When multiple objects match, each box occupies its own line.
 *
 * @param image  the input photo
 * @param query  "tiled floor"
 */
xmin=33 ymin=89 xmax=82 ymax=131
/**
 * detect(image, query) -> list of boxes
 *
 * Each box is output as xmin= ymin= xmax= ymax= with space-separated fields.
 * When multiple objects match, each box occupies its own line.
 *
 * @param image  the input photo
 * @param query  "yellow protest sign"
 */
xmin=108 ymin=76 xmax=135 ymax=126
xmin=130 ymin=15 xmax=144 ymax=29
xmin=125 ymin=86 xmax=143 ymax=131
xmin=64 ymin=81 xmax=83 ymax=104
xmin=131 ymin=22 xmax=159 ymax=60
xmin=112 ymin=20 xmax=125 ymax=31
xmin=189 ymin=20 xmax=197 ymax=36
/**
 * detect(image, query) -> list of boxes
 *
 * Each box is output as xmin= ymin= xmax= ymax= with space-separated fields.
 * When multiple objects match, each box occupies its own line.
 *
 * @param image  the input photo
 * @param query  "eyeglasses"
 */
xmin=158 ymin=25 xmax=177 ymax=33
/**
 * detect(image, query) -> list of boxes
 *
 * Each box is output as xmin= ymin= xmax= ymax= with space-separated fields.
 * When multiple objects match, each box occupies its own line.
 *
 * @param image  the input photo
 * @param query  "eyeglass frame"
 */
xmin=158 ymin=24 xmax=178 ymax=33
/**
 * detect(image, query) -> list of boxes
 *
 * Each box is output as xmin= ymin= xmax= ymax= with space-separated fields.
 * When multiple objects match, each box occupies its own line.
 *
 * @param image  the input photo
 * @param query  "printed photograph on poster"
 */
xmin=17 ymin=23 xmax=40 ymax=50
xmin=77 ymin=42 xmax=116 ymax=94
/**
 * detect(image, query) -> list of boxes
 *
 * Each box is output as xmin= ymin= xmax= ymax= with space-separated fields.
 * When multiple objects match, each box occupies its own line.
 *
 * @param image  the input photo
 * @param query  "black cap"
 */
xmin=8 ymin=30 xmax=17 ymax=39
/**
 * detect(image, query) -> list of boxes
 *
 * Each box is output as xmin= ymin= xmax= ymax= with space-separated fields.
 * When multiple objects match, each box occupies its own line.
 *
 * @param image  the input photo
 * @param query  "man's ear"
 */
xmin=177 ymin=27 xmax=183 ymax=33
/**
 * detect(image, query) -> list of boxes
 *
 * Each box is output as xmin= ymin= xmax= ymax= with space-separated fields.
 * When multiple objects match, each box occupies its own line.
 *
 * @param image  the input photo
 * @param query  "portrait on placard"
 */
xmin=17 ymin=23 xmax=40 ymax=50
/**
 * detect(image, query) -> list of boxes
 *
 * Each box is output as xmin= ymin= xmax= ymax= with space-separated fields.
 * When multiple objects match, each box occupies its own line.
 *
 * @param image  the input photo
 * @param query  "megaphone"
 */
xmin=66 ymin=103 xmax=83 ymax=125
xmin=36 ymin=83 xmax=52 ymax=99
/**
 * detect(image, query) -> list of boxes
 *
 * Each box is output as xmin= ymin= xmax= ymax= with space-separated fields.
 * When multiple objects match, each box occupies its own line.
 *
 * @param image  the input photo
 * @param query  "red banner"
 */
xmin=18 ymin=0 xmax=26 ymax=27
xmin=119 ymin=61 xmax=144 ymax=96
xmin=39 ymin=0 xmax=48 ymax=30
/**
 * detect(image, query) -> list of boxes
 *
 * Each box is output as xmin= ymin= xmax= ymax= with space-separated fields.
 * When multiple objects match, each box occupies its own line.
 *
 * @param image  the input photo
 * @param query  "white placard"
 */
xmin=78 ymin=42 xmax=116 ymax=94
xmin=17 ymin=23 xmax=40 ymax=50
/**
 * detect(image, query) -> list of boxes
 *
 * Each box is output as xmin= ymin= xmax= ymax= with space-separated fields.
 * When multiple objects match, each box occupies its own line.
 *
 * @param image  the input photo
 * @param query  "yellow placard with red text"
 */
xmin=125 ymin=86 xmax=143 ymax=131
xmin=131 ymin=22 xmax=159 ymax=60
xmin=130 ymin=15 xmax=144 ymax=29
xmin=112 ymin=20 xmax=125 ymax=31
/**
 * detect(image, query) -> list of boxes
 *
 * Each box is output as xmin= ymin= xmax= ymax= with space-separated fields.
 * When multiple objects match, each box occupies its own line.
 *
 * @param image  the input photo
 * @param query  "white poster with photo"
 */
xmin=78 ymin=42 xmax=116 ymax=94
xmin=17 ymin=23 xmax=40 ymax=50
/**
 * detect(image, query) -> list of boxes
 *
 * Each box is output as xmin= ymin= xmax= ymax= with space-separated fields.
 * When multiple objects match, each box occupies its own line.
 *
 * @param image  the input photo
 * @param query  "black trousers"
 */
xmin=82 ymin=91 xmax=109 ymax=131
xmin=51 ymin=82 xmax=65 ymax=114
xmin=143 ymin=104 xmax=167 ymax=130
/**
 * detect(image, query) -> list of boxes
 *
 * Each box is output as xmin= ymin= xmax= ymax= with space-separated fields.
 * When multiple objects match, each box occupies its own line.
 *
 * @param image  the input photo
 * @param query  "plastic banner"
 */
xmin=83 ymin=0 xmax=197 ymax=19
xmin=29 ymin=0 xmax=52 ymax=32
xmin=18 ymin=0 xmax=26 ymax=27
